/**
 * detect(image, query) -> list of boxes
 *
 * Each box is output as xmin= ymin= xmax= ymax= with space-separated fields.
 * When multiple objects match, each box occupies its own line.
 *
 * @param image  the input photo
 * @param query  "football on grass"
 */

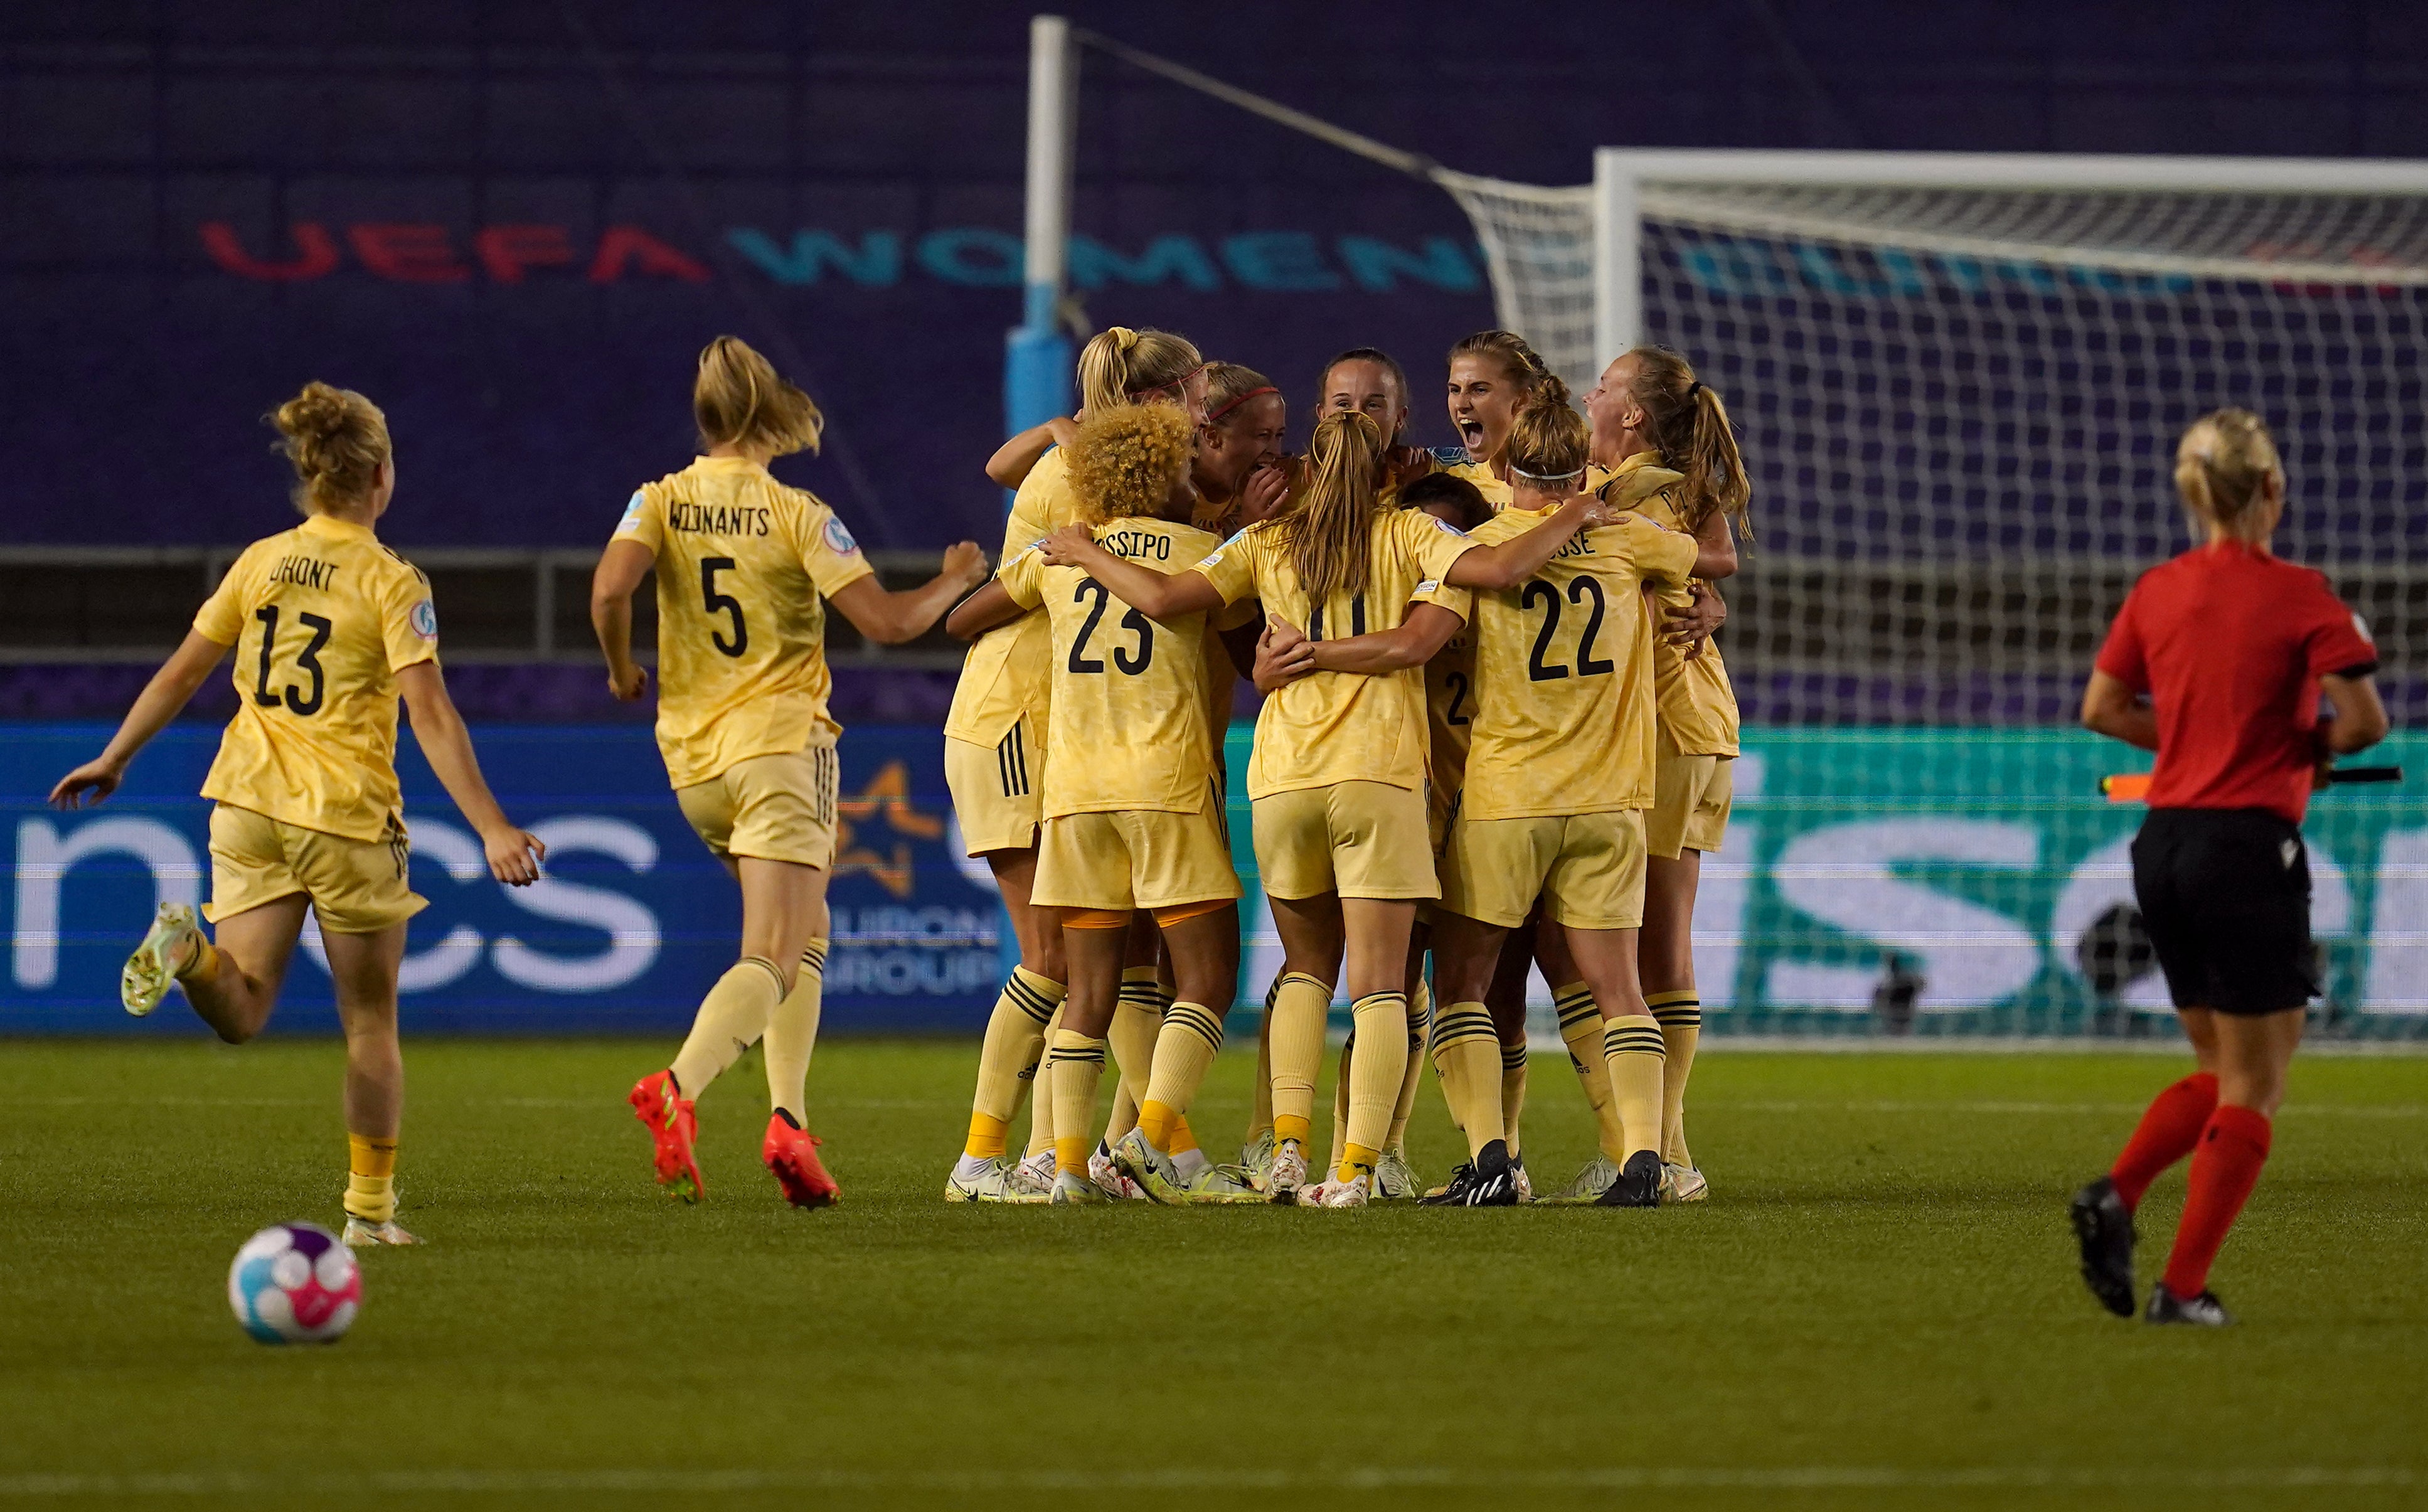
xmin=227 ymin=1223 xmax=359 ymax=1344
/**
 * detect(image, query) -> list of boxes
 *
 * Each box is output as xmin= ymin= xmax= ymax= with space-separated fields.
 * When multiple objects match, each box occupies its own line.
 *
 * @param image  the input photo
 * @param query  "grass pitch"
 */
xmin=3 ymin=1038 xmax=2422 ymax=1511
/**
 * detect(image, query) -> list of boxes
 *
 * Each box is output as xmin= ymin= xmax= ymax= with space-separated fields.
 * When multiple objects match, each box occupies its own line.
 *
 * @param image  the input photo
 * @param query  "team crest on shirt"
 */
xmin=824 ymin=515 xmax=860 ymax=556
xmin=1429 ymin=444 xmax=1474 ymax=466
xmin=409 ymin=599 xmax=439 ymax=640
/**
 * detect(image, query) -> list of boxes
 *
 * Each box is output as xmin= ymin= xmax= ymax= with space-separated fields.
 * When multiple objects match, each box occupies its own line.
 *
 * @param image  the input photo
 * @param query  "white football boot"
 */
xmin=121 ymin=902 xmax=204 ymax=1017
xmin=1265 ymin=1138 xmax=1309 ymax=1205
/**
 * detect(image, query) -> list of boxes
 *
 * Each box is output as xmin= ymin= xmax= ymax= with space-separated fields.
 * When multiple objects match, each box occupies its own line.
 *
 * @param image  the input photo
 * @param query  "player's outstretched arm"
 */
xmin=1444 ymin=495 xmax=1616 ymax=590
xmin=2079 ymin=669 xmax=2158 ymax=752
xmin=396 ymin=662 xmax=544 ymax=885
xmin=590 ymin=538 xmax=655 ymax=702
xmin=830 ymin=541 xmax=991 ymax=646
xmin=945 ymin=580 xmax=1022 ymax=641
xmin=1306 ymin=603 xmax=1466 ymax=676
xmin=984 ymin=417 xmax=1081 ymax=489
xmin=48 ymin=629 xmax=230 ymax=809
xmin=1037 ymin=526 xmax=1225 ymax=622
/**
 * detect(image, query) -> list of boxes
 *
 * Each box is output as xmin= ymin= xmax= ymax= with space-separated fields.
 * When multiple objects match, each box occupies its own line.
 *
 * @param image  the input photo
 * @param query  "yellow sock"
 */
xmin=343 ymin=1134 xmax=397 ymax=1223
xmin=1499 ymin=1038 xmax=1529 ymax=1158
xmin=1385 ymin=979 xmax=1429 ymax=1152
xmin=1649 ymin=990 xmax=1701 ymax=1168
xmin=1170 ymin=1115 xmax=1199 ymax=1157
xmin=764 ymin=939 xmax=826 ymax=1124
xmin=1046 ymin=1028 xmax=1107 ymax=1175
xmin=1431 ymin=1001 xmax=1504 ymax=1158
xmin=1344 ymin=991 xmax=1407 ymax=1175
xmin=1137 ymin=1000 xmax=1224 ymax=1153
xmin=1023 ymin=1005 xmax=1063 ymax=1160
xmin=1600 ymin=1014 xmax=1667 ymax=1161
xmin=1267 ymin=971 xmax=1331 ymax=1149
xmin=1555 ymin=981 xmax=1624 ymax=1161
xmin=1339 ymin=1142 xmax=1380 ymax=1182
xmin=1244 ymin=981 xmax=1277 ymax=1147
xmin=179 ymin=933 xmax=220 ymax=983
xmin=669 ymin=956 xmax=784 ymax=1097
xmin=969 ymin=967 xmax=1065 ymax=1157
xmin=1326 ymin=1034 xmax=1354 ymax=1176
xmin=1105 ymin=969 xmax=1166 ymax=1142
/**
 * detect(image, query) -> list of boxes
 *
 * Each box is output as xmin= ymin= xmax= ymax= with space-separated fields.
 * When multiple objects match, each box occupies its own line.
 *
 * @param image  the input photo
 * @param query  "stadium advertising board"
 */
xmin=4 ymin=725 xmax=2422 ymax=1036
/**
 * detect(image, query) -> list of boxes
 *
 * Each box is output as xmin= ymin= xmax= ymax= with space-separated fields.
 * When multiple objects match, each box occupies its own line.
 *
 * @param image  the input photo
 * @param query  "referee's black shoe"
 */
xmin=2146 ymin=1284 xmax=2234 ymax=1327
xmin=1420 ymin=1140 xmax=1520 ymax=1206
xmin=2070 ymin=1176 xmax=2138 ymax=1318
xmin=1595 ymin=1150 xmax=1663 ymax=1208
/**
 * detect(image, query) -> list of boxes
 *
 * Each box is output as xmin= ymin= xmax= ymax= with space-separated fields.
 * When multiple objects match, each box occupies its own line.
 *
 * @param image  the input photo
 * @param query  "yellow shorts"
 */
xmin=1427 ymin=782 xmax=1464 ymax=859
xmin=1440 ymin=809 xmax=1648 ymax=930
xmin=206 ymin=803 xmax=425 ymax=935
xmin=1252 ymin=780 xmax=1436 ymax=902
xmin=944 ymin=720 xmax=1041 ymax=856
xmin=677 ymin=743 xmax=839 ymax=869
xmin=1031 ymin=783 xmax=1240 ymax=913
xmin=1647 ymin=739 xmax=1733 ymax=860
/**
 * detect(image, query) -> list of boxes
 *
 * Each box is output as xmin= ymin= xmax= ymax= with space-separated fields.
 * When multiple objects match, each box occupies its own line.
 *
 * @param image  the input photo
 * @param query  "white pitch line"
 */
xmin=1700 ymin=1099 xmax=2428 ymax=1117
xmin=0 ymin=1465 xmax=2417 ymax=1497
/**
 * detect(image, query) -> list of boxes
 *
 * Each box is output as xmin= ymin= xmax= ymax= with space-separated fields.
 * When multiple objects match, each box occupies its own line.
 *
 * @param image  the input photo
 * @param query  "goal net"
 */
xmin=1447 ymin=155 xmax=2427 ymax=1036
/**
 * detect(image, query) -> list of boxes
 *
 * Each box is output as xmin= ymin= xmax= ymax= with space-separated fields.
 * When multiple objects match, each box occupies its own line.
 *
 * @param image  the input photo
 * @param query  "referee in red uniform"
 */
xmin=2070 ymin=408 xmax=2387 ymax=1327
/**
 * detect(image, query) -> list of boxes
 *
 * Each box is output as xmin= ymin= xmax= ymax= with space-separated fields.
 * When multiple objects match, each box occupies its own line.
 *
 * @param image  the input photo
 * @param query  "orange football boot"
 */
xmin=762 ymin=1113 xmax=839 ymax=1208
xmin=629 ymin=1069 xmax=703 ymax=1202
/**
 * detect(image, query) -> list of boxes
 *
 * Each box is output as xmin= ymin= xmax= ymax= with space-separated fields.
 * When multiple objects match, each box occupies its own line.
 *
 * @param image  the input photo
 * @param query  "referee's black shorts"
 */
xmin=2131 ymin=807 xmax=2318 ymax=1016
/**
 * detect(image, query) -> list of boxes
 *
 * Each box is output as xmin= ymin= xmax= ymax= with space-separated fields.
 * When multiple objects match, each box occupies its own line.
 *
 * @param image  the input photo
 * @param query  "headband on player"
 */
xmin=1204 ymin=385 xmax=1279 ymax=425
xmin=1128 ymin=364 xmax=1208 ymax=397
xmin=1508 ymin=464 xmax=1585 ymax=484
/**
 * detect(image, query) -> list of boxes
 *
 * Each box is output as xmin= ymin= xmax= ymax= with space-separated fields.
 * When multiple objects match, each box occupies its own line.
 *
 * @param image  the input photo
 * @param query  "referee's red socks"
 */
xmin=2162 ymin=1105 xmax=2273 ymax=1298
xmin=2109 ymin=1071 xmax=2218 ymax=1208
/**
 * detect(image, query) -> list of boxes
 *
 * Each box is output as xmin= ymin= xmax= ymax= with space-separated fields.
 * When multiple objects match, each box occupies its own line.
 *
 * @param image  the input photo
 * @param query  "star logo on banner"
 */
xmin=833 ymin=759 xmax=945 ymax=899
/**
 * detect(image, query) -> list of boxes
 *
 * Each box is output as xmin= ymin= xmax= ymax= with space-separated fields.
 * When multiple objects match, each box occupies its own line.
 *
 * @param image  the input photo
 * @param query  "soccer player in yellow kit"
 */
xmin=597 ymin=337 xmax=986 ymax=1208
xmin=1565 ymin=346 xmax=1754 ymax=1205
xmin=942 ymin=327 xmax=1210 ymax=1202
xmin=1435 ymin=329 xmax=1566 ymax=508
xmin=52 ymin=381 xmax=545 ymax=1247
xmin=1045 ymin=410 xmax=1616 ymax=1205
xmin=947 ymin=404 xmax=1248 ymax=1205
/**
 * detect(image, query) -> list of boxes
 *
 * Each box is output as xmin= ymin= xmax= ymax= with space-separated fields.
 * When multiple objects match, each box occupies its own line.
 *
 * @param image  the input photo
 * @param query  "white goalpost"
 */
xmin=1016 ymin=18 xmax=2428 ymax=1033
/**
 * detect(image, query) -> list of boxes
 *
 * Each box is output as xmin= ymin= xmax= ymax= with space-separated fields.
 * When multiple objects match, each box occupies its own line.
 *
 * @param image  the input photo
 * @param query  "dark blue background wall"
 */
xmin=3 ymin=1 xmax=2422 ymax=551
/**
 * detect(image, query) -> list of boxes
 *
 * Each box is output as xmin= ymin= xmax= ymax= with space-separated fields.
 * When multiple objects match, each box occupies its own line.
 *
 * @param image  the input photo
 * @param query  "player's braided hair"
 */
xmin=2175 ymin=408 xmax=2282 ymax=540
xmin=1076 ymin=326 xmax=1203 ymax=415
xmin=694 ymin=336 xmax=824 ymax=457
xmin=1624 ymin=346 xmax=1753 ymax=541
xmin=1274 ymin=410 xmax=1385 ymax=608
xmin=1066 ymin=403 xmax=1195 ymax=524
xmin=269 ymin=380 xmax=390 ymax=516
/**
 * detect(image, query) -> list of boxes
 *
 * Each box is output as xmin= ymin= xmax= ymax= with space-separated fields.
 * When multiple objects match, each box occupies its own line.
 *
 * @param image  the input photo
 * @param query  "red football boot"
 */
xmin=629 ymin=1069 xmax=704 ymax=1202
xmin=762 ymin=1113 xmax=839 ymax=1208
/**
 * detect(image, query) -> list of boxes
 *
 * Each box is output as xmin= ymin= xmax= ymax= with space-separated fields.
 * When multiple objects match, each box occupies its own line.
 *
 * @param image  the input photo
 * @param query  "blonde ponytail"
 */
xmin=269 ymin=381 xmax=390 ymax=516
xmin=694 ymin=335 xmax=823 ymax=456
xmin=1075 ymin=326 xmax=1203 ymax=414
xmin=1274 ymin=411 xmax=1384 ymax=608
xmin=2175 ymin=408 xmax=2282 ymax=540
xmin=1623 ymin=345 xmax=1752 ymax=541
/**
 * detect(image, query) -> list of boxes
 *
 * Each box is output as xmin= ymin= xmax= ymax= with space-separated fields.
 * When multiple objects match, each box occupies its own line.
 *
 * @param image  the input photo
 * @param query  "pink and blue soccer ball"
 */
xmin=227 ymin=1223 xmax=361 ymax=1344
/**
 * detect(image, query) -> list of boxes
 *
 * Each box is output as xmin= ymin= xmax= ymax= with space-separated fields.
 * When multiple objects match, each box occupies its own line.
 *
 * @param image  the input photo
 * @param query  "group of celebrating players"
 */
xmin=50 ymin=303 xmax=2384 ymax=1316
xmin=922 ymin=325 xmax=1750 ymax=1209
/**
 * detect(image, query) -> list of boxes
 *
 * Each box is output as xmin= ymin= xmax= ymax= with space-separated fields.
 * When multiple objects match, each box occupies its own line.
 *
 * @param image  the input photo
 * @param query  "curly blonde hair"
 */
xmin=1067 ymin=403 xmax=1195 ymax=523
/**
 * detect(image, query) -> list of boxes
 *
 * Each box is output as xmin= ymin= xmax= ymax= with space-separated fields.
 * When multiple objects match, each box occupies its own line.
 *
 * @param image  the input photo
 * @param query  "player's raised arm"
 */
xmin=2316 ymin=671 xmax=2389 ymax=759
xmin=984 ymin=415 xmax=1081 ymax=489
xmin=49 ymin=628 xmax=230 ymax=809
xmin=828 ymin=541 xmax=991 ymax=645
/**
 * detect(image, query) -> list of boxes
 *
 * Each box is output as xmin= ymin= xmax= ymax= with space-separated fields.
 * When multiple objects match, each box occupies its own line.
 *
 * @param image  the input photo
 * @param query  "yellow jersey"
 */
xmin=1461 ymin=506 xmax=1698 ymax=819
xmin=999 ymin=518 xmax=1234 ymax=817
xmin=1425 ymin=620 xmax=1478 ymax=797
xmin=1432 ymin=447 xmax=1512 ymax=511
xmin=610 ymin=455 xmax=875 ymax=790
xmin=1193 ymin=509 xmax=1478 ymax=799
xmin=943 ymin=447 xmax=1078 ymax=751
xmin=191 ymin=514 xmax=439 ymax=843
xmin=1600 ymin=452 xmax=1740 ymax=757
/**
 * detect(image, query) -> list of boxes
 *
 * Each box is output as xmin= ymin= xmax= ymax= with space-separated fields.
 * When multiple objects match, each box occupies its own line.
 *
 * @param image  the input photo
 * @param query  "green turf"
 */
xmin=3 ymin=1038 xmax=2423 ymax=1511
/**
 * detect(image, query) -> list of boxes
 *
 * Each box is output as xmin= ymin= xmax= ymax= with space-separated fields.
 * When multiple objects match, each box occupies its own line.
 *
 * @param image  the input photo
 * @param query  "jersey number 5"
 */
xmin=701 ymin=557 xmax=748 ymax=658
xmin=1521 ymin=577 xmax=1616 ymax=683
xmin=252 ymin=605 xmax=331 ymax=716
xmin=1070 ymin=579 xmax=1153 ymax=674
